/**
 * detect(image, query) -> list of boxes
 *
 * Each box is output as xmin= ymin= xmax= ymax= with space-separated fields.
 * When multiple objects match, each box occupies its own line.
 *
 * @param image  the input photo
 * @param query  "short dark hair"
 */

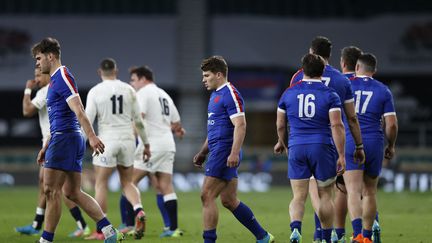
xmin=357 ymin=53 xmax=377 ymax=73
xmin=100 ymin=58 xmax=116 ymax=71
xmin=310 ymin=36 xmax=332 ymax=59
xmin=301 ymin=53 xmax=325 ymax=78
xmin=200 ymin=56 xmax=228 ymax=77
xmin=341 ymin=46 xmax=363 ymax=71
xmin=129 ymin=65 xmax=154 ymax=81
xmin=31 ymin=37 xmax=61 ymax=58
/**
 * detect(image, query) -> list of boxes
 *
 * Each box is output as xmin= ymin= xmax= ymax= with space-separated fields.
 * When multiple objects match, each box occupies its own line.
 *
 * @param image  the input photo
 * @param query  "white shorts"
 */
xmin=93 ymin=139 xmax=135 ymax=168
xmin=134 ymin=150 xmax=174 ymax=174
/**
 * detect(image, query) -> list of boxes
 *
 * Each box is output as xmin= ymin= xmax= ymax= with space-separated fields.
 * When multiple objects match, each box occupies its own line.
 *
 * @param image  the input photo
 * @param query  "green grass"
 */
xmin=1 ymin=187 xmax=431 ymax=242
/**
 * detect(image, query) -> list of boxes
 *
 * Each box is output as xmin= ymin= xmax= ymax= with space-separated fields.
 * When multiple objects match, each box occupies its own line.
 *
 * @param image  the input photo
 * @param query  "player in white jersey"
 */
xmin=15 ymin=67 xmax=91 ymax=238
xmin=84 ymin=58 xmax=150 ymax=240
xmin=127 ymin=65 xmax=185 ymax=237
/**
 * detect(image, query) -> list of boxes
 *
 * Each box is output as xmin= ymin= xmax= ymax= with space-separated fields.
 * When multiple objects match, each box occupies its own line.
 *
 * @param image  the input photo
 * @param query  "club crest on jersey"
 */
xmin=213 ymin=95 xmax=221 ymax=103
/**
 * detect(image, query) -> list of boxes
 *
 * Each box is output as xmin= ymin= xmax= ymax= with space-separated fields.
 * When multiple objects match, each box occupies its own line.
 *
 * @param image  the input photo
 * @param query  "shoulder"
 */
xmin=290 ymin=69 xmax=303 ymax=85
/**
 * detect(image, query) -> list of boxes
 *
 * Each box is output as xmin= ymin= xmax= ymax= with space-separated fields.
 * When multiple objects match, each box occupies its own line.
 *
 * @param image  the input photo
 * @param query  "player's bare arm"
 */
xmin=68 ymin=95 xmax=105 ymax=155
xmin=171 ymin=121 xmax=186 ymax=139
xmin=22 ymin=79 xmax=38 ymax=117
xmin=193 ymin=138 xmax=209 ymax=168
xmin=384 ymin=114 xmax=398 ymax=160
xmin=36 ymin=134 xmax=51 ymax=166
xmin=274 ymin=110 xmax=288 ymax=154
xmin=227 ymin=115 xmax=246 ymax=168
xmin=343 ymin=101 xmax=365 ymax=165
xmin=330 ymin=109 xmax=346 ymax=176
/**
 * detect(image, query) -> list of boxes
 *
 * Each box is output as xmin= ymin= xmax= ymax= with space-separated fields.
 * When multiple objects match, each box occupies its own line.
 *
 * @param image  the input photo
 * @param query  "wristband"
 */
xmin=24 ymin=88 xmax=32 ymax=95
xmin=355 ymin=143 xmax=364 ymax=149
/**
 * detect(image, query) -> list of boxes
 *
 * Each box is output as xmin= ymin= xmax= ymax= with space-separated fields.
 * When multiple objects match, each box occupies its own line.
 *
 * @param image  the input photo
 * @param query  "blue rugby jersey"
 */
xmin=46 ymin=66 xmax=80 ymax=133
xmin=278 ymin=79 xmax=342 ymax=146
xmin=346 ymin=76 xmax=396 ymax=140
xmin=207 ymin=82 xmax=244 ymax=150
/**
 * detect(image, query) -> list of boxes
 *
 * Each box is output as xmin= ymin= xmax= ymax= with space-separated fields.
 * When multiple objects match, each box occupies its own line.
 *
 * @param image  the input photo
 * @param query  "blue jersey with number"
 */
xmin=207 ymin=82 xmax=244 ymax=151
xmin=47 ymin=66 xmax=80 ymax=133
xmin=346 ymin=76 xmax=396 ymax=141
xmin=278 ymin=79 xmax=342 ymax=146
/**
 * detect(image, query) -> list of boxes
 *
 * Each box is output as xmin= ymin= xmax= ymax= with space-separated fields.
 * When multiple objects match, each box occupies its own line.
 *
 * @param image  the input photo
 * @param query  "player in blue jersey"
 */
xmin=351 ymin=53 xmax=398 ymax=243
xmin=290 ymin=37 xmax=365 ymax=242
xmin=193 ymin=56 xmax=274 ymax=243
xmin=31 ymin=37 xmax=123 ymax=243
xmin=275 ymin=53 xmax=346 ymax=243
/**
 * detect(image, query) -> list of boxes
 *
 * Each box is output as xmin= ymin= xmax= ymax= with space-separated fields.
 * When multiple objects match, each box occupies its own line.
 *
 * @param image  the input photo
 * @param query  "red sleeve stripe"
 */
xmin=228 ymin=83 xmax=244 ymax=113
xmin=290 ymin=69 xmax=303 ymax=86
xmin=60 ymin=67 xmax=77 ymax=94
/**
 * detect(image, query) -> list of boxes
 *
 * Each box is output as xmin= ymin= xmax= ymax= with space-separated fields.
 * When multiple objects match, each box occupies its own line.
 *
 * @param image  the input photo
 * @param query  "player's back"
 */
xmin=86 ymin=80 xmax=136 ymax=140
xmin=348 ymin=76 xmax=396 ymax=140
xmin=278 ymin=79 xmax=342 ymax=146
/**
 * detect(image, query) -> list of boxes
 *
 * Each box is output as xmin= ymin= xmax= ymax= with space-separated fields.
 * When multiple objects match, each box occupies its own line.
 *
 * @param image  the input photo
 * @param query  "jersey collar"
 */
xmin=216 ymin=82 xmax=229 ymax=91
xmin=51 ymin=65 xmax=64 ymax=77
xmin=302 ymin=78 xmax=322 ymax=83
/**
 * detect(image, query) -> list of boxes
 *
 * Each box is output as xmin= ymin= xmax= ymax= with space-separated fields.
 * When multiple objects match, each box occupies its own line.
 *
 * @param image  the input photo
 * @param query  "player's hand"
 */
xmin=26 ymin=79 xmax=37 ymax=89
xmin=37 ymin=148 xmax=46 ymax=166
xmin=89 ymin=134 xmax=105 ymax=156
xmin=384 ymin=145 xmax=395 ymax=160
xmin=273 ymin=141 xmax=286 ymax=154
xmin=336 ymin=156 xmax=346 ymax=176
xmin=227 ymin=153 xmax=239 ymax=168
xmin=143 ymin=144 xmax=151 ymax=162
xmin=353 ymin=147 xmax=365 ymax=166
xmin=175 ymin=128 xmax=186 ymax=139
xmin=193 ymin=152 xmax=206 ymax=168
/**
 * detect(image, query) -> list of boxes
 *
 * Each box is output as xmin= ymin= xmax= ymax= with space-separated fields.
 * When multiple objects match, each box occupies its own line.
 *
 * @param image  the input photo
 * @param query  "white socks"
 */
xmin=101 ymin=225 xmax=116 ymax=239
xmin=163 ymin=193 xmax=177 ymax=202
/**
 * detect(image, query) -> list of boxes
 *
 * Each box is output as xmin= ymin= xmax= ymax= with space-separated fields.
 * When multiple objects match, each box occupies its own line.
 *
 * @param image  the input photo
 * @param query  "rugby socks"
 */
xmin=97 ymin=217 xmax=115 ymax=239
xmin=33 ymin=207 xmax=45 ymax=230
xmin=157 ymin=193 xmax=171 ymax=228
xmin=41 ymin=230 xmax=54 ymax=242
xmin=232 ymin=201 xmax=267 ymax=240
xmin=163 ymin=193 xmax=178 ymax=230
xmin=321 ymin=228 xmax=332 ymax=243
xmin=133 ymin=204 xmax=144 ymax=216
xmin=119 ymin=194 xmax=134 ymax=226
xmin=69 ymin=206 xmax=87 ymax=230
xmin=203 ymin=229 xmax=217 ymax=243
xmin=313 ymin=213 xmax=321 ymax=240
xmin=351 ymin=218 xmax=362 ymax=237
xmin=290 ymin=220 xmax=302 ymax=234
xmin=335 ymin=228 xmax=345 ymax=240
xmin=363 ymin=229 xmax=373 ymax=240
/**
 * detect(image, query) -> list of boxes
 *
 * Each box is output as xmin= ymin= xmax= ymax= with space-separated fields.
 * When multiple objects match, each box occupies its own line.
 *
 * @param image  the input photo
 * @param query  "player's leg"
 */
xmin=333 ymin=176 xmax=348 ymax=242
xmin=94 ymin=165 xmax=115 ymax=213
xmin=63 ymin=195 xmax=90 ymax=237
xmin=201 ymin=176 xmax=227 ymax=243
xmin=117 ymin=164 xmax=146 ymax=239
xmin=316 ymin=180 xmax=336 ymax=243
xmin=15 ymin=166 xmax=46 ymax=235
xmin=343 ymin=170 xmax=363 ymax=240
xmin=39 ymin=168 xmax=67 ymax=242
xmin=290 ymin=179 xmax=309 ymax=242
xmin=157 ymin=172 xmax=181 ymax=234
xmin=62 ymin=171 xmax=122 ymax=241
xmin=220 ymin=178 xmax=271 ymax=242
xmin=151 ymin=174 xmax=171 ymax=232
xmin=308 ymin=178 xmax=322 ymax=242
xmin=362 ymin=175 xmax=378 ymax=243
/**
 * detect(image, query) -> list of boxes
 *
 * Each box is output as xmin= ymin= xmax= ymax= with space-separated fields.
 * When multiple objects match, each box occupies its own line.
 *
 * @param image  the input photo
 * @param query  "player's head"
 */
xmin=356 ymin=53 xmax=377 ymax=76
xmin=200 ymin=55 xmax=228 ymax=90
xmin=31 ymin=37 xmax=61 ymax=74
xmin=34 ymin=67 xmax=50 ymax=87
xmin=340 ymin=46 xmax=363 ymax=73
xmin=129 ymin=65 xmax=154 ymax=90
xmin=309 ymin=36 xmax=332 ymax=60
xmin=98 ymin=58 xmax=118 ymax=79
xmin=301 ymin=53 xmax=325 ymax=79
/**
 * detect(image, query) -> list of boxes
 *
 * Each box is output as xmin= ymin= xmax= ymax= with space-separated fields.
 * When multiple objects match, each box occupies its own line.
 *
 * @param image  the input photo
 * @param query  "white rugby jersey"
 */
xmin=86 ymin=79 xmax=141 ymax=140
xmin=136 ymin=83 xmax=180 ymax=152
xmin=31 ymin=85 xmax=50 ymax=145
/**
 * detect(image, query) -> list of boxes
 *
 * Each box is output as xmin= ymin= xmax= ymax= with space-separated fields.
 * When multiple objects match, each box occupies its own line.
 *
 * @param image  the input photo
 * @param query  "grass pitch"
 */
xmin=1 ymin=187 xmax=431 ymax=242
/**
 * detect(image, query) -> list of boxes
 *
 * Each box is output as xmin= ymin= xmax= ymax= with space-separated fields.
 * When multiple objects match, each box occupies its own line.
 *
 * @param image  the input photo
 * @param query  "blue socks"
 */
xmin=352 ymin=218 xmax=362 ymax=237
xmin=290 ymin=220 xmax=302 ymax=234
xmin=232 ymin=202 xmax=267 ymax=240
xmin=363 ymin=229 xmax=372 ymax=240
xmin=157 ymin=194 xmax=171 ymax=228
xmin=69 ymin=206 xmax=87 ymax=229
xmin=322 ymin=228 xmax=332 ymax=242
xmin=120 ymin=194 xmax=135 ymax=226
xmin=203 ymin=229 xmax=217 ymax=243
xmin=313 ymin=213 xmax=321 ymax=240
xmin=335 ymin=228 xmax=345 ymax=239
xmin=96 ymin=217 xmax=111 ymax=232
xmin=41 ymin=231 xmax=54 ymax=242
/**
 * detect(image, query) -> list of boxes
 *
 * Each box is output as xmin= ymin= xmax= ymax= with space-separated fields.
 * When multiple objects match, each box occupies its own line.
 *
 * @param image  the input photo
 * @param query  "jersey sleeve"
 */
xmin=289 ymin=69 xmax=303 ymax=87
xmin=59 ymin=67 xmax=79 ymax=102
xmin=277 ymin=90 xmax=288 ymax=113
xmin=225 ymin=85 xmax=245 ymax=119
xmin=167 ymin=95 xmax=181 ymax=123
xmin=343 ymin=78 xmax=355 ymax=103
xmin=329 ymin=91 xmax=342 ymax=113
xmin=85 ymin=88 xmax=97 ymax=124
xmin=31 ymin=87 xmax=47 ymax=110
xmin=137 ymin=90 xmax=148 ymax=115
xmin=383 ymin=87 xmax=396 ymax=116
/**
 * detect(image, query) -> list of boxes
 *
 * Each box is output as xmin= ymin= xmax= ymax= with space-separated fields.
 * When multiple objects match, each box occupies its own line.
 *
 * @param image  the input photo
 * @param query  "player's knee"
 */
xmin=200 ymin=191 xmax=213 ymax=206
xmin=220 ymin=197 xmax=237 ymax=210
xmin=38 ymin=175 xmax=44 ymax=187
xmin=43 ymin=185 xmax=60 ymax=200
xmin=362 ymin=186 xmax=377 ymax=197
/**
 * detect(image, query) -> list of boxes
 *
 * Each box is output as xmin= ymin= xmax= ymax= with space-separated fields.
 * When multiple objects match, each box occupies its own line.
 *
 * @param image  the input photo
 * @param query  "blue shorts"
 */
xmin=346 ymin=138 xmax=383 ymax=177
xmin=288 ymin=144 xmax=337 ymax=182
xmin=45 ymin=131 xmax=85 ymax=173
xmin=205 ymin=146 xmax=241 ymax=181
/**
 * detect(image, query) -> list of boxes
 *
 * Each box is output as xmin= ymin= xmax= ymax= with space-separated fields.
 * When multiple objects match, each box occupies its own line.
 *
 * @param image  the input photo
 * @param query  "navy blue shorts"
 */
xmin=45 ymin=131 xmax=85 ymax=172
xmin=205 ymin=146 xmax=241 ymax=181
xmin=288 ymin=144 xmax=337 ymax=182
xmin=346 ymin=138 xmax=383 ymax=177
